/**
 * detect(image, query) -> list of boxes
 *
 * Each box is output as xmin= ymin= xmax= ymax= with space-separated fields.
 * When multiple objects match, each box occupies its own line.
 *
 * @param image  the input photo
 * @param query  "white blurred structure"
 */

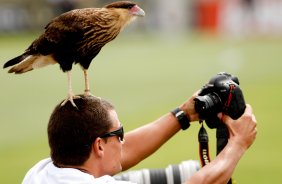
xmin=219 ymin=0 xmax=282 ymax=37
xmin=146 ymin=0 xmax=189 ymax=36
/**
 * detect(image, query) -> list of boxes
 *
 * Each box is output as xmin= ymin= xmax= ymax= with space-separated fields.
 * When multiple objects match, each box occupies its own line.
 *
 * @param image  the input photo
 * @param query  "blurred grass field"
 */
xmin=0 ymin=32 xmax=282 ymax=183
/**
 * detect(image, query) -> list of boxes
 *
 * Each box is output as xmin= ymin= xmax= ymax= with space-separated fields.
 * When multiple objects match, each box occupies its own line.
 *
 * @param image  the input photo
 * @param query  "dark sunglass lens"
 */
xmin=100 ymin=126 xmax=124 ymax=142
xmin=119 ymin=127 xmax=124 ymax=141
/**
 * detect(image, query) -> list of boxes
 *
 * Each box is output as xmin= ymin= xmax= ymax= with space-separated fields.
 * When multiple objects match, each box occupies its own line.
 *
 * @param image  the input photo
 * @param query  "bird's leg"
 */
xmin=61 ymin=71 xmax=81 ymax=108
xmin=83 ymin=69 xmax=93 ymax=96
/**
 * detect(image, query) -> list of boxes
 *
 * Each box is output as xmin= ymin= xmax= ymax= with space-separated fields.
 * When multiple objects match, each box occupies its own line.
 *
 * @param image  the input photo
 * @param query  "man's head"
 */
xmin=48 ymin=95 xmax=117 ymax=167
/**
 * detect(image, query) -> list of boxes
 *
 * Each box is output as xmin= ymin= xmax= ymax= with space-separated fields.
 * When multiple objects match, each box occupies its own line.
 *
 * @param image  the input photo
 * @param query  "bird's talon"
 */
xmin=61 ymin=95 xmax=81 ymax=108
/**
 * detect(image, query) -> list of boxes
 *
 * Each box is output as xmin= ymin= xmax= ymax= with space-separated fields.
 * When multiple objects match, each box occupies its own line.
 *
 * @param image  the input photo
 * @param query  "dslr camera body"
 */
xmin=194 ymin=72 xmax=246 ymax=129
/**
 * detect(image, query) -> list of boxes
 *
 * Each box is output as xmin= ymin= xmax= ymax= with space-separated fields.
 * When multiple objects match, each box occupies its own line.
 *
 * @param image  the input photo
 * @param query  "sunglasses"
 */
xmin=100 ymin=126 xmax=124 ymax=142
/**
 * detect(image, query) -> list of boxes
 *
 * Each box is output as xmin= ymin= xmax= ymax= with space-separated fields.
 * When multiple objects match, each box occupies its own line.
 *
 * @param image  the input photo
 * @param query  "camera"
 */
xmin=194 ymin=72 xmax=246 ymax=129
xmin=114 ymin=160 xmax=200 ymax=184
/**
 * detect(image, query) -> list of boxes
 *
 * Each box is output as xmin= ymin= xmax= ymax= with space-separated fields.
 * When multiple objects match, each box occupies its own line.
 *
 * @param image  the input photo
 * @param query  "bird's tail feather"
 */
xmin=4 ymin=55 xmax=36 ymax=74
xmin=3 ymin=54 xmax=56 ymax=74
xmin=3 ymin=55 xmax=25 ymax=69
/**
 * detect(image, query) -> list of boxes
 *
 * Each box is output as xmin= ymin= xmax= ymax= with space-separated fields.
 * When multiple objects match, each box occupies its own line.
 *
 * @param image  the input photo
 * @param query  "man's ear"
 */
xmin=92 ymin=137 xmax=105 ymax=158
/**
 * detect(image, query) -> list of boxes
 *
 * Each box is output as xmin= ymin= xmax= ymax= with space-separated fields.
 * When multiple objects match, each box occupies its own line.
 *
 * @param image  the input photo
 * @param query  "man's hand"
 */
xmin=180 ymin=90 xmax=200 ymax=122
xmin=220 ymin=104 xmax=257 ymax=150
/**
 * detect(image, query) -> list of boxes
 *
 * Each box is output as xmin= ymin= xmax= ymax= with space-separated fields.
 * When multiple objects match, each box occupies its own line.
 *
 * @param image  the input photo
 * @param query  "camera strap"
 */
xmin=198 ymin=122 xmax=211 ymax=167
xmin=198 ymin=122 xmax=234 ymax=184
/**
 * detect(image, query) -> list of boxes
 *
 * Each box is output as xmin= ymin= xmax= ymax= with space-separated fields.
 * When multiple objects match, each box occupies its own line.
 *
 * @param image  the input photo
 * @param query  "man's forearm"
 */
xmin=121 ymin=112 xmax=181 ymax=170
xmin=185 ymin=139 xmax=246 ymax=184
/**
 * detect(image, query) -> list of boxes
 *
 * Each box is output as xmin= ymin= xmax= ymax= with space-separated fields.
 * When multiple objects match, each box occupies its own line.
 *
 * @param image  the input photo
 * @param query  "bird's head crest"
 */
xmin=104 ymin=1 xmax=145 ymax=17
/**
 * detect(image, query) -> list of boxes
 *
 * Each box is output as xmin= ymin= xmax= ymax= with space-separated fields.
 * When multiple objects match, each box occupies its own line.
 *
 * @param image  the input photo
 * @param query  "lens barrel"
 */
xmin=194 ymin=92 xmax=222 ymax=119
xmin=114 ymin=160 xmax=200 ymax=184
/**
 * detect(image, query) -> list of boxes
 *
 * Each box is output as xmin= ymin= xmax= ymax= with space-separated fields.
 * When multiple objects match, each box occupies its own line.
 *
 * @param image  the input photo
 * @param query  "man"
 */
xmin=22 ymin=93 xmax=257 ymax=184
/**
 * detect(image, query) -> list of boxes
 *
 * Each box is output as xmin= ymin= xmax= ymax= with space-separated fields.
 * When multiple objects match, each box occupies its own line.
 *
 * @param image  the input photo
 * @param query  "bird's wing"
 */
xmin=27 ymin=10 xmax=88 ymax=55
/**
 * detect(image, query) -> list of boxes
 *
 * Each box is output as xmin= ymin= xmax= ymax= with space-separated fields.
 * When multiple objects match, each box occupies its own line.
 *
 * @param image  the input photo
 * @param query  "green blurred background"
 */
xmin=1 ymin=0 xmax=282 ymax=183
xmin=1 ymin=33 xmax=282 ymax=183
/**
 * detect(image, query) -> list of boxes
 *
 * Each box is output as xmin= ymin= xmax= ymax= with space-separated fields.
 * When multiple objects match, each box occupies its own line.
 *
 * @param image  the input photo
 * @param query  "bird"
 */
xmin=3 ymin=1 xmax=145 ymax=107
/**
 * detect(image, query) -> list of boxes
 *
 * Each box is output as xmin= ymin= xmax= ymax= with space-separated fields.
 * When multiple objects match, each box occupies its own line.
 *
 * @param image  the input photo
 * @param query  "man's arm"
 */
xmin=121 ymin=93 xmax=198 ymax=170
xmin=185 ymin=104 xmax=257 ymax=184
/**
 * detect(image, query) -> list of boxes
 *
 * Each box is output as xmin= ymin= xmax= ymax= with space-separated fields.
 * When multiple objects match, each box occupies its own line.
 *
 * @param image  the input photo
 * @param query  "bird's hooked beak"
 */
xmin=130 ymin=5 xmax=145 ymax=17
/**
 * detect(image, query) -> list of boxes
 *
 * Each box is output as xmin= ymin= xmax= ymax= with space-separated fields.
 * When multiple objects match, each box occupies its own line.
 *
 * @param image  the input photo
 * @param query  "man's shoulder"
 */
xmin=22 ymin=158 xmax=136 ymax=184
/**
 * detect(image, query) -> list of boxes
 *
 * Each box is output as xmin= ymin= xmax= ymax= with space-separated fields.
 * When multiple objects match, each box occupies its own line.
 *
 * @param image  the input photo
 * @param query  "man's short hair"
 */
xmin=48 ymin=95 xmax=114 ymax=166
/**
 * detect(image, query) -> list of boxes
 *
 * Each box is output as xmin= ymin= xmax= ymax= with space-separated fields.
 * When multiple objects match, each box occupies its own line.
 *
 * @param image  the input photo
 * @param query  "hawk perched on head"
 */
xmin=3 ymin=1 xmax=145 ymax=107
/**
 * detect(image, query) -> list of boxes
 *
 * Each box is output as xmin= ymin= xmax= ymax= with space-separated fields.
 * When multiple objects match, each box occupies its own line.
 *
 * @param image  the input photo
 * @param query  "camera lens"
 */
xmin=194 ymin=92 xmax=222 ymax=119
xmin=114 ymin=160 xmax=200 ymax=184
xmin=149 ymin=169 xmax=168 ymax=183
